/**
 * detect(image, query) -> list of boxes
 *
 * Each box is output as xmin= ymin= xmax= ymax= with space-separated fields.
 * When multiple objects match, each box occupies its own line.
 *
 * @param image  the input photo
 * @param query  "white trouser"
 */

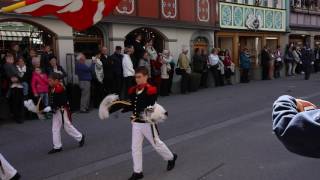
xmin=132 ymin=122 xmax=174 ymax=173
xmin=0 ymin=153 xmax=17 ymax=180
xmin=52 ymin=109 xmax=83 ymax=149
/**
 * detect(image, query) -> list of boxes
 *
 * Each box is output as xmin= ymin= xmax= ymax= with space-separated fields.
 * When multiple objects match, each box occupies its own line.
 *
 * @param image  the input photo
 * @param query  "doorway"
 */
xmin=239 ymin=36 xmax=262 ymax=66
xmin=125 ymin=27 xmax=166 ymax=53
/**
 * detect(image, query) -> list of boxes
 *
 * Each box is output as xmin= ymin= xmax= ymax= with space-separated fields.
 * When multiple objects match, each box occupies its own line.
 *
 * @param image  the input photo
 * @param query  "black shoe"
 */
xmin=79 ymin=134 xmax=85 ymax=147
xmin=167 ymin=154 xmax=178 ymax=171
xmin=10 ymin=173 xmax=21 ymax=180
xmin=48 ymin=148 xmax=63 ymax=154
xmin=128 ymin=172 xmax=144 ymax=180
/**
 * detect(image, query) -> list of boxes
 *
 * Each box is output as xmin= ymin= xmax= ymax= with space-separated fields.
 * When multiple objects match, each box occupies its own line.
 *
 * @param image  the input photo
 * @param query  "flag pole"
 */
xmin=0 ymin=0 xmax=40 ymax=13
xmin=1 ymin=1 xmax=27 ymax=13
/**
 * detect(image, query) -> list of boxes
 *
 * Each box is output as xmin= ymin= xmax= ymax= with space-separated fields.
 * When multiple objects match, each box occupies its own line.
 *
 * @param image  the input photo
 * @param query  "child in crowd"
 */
xmin=31 ymin=67 xmax=49 ymax=107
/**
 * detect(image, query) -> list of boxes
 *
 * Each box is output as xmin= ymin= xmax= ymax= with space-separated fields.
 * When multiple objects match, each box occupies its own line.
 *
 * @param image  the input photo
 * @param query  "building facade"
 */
xmin=0 ymin=0 xmax=218 ymax=91
xmin=216 ymin=0 xmax=288 ymax=81
xmin=105 ymin=0 xmax=217 ymax=59
xmin=289 ymin=0 xmax=320 ymax=48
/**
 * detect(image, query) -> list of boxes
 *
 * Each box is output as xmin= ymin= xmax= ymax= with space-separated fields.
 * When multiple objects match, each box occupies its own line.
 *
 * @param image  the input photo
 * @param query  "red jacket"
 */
xmin=31 ymin=72 xmax=49 ymax=94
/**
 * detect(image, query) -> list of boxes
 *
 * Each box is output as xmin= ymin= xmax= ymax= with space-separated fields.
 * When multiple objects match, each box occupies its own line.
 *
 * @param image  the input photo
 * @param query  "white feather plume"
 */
xmin=142 ymin=103 xmax=168 ymax=124
xmin=99 ymin=94 xmax=119 ymax=120
xmin=24 ymin=99 xmax=37 ymax=113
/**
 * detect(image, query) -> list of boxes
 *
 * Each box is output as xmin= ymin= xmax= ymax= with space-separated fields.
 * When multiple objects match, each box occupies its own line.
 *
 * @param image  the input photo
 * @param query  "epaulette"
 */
xmin=146 ymin=84 xmax=157 ymax=95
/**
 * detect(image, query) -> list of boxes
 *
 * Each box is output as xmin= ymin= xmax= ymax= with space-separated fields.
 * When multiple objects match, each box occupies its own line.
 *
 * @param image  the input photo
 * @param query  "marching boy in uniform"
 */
xmin=125 ymin=67 xmax=177 ymax=180
xmin=0 ymin=153 xmax=20 ymax=180
xmin=99 ymin=67 xmax=178 ymax=180
xmin=47 ymin=73 xmax=85 ymax=154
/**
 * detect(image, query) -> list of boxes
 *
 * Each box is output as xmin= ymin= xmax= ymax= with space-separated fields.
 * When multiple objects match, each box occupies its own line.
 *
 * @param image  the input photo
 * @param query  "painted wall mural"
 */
xmin=197 ymin=0 xmax=210 ymax=22
xmin=116 ymin=0 xmax=135 ymax=15
xmin=161 ymin=0 xmax=177 ymax=19
xmin=219 ymin=2 xmax=286 ymax=32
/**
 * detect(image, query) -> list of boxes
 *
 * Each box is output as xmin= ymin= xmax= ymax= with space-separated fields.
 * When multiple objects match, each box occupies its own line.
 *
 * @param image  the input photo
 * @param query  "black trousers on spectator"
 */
xmin=200 ymin=71 xmax=208 ymax=88
xmin=262 ymin=64 xmax=270 ymax=80
xmin=160 ymin=78 xmax=169 ymax=96
xmin=180 ymin=71 xmax=190 ymax=94
xmin=124 ymin=76 xmax=135 ymax=99
xmin=113 ymin=75 xmax=123 ymax=96
xmin=92 ymin=80 xmax=105 ymax=108
xmin=210 ymin=65 xmax=222 ymax=87
xmin=103 ymin=77 xmax=114 ymax=96
xmin=314 ymin=59 xmax=320 ymax=73
xmin=241 ymin=68 xmax=250 ymax=83
xmin=274 ymin=61 xmax=282 ymax=79
xmin=9 ymin=87 xmax=24 ymax=123
xmin=224 ymin=68 xmax=232 ymax=84
xmin=168 ymin=72 xmax=174 ymax=94
xmin=303 ymin=64 xmax=312 ymax=80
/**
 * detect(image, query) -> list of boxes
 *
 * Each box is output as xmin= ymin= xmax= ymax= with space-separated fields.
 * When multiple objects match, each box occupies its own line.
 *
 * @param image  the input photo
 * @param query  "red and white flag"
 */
xmin=1 ymin=0 xmax=120 ymax=31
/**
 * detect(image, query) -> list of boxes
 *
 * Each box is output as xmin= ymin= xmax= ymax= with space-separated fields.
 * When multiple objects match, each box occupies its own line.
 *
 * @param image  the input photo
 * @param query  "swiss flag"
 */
xmin=10 ymin=0 xmax=120 ymax=31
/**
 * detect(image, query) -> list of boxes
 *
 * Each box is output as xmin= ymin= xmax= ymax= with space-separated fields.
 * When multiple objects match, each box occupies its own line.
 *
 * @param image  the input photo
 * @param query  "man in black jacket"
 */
xmin=132 ymin=34 xmax=145 ymax=69
xmin=41 ymin=45 xmax=55 ymax=74
xmin=100 ymin=46 xmax=114 ymax=95
xmin=301 ymin=45 xmax=315 ymax=80
xmin=261 ymin=46 xmax=271 ymax=80
xmin=110 ymin=46 xmax=123 ymax=96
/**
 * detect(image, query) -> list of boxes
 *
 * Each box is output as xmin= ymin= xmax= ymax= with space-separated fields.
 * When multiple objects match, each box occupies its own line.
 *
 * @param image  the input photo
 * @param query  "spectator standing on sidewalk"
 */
xmin=240 ymin=48 xmax=251 ymax=83
xmin=132 ymin=34 xmax=144 ymax=69
xmin=223 ymin=49 xmax=234 ymax=85
xmin=178 ymin=47 xmax=191 ymax=94
xmin=48 ymin=57 xmax=67 ymax=81
xmin=40 ymin=45 xmax=54 ymax=74
xmin=285 ymin=44 xmax=295 ymax=76
xmin=75 ymin=53 xmax=93 ymax=113
xmin=273 ymin=46 xmax=283 ymax=79
xmin=301 ymin=45 xmax=315 ymax=80
xmin=16 ymin=57 xmax=32 ymax=99
xmin=208 ymin=48 xmax=222 ymax=87
xmin=160 ymin=50 xmax=172 ymax=96
xmin=110 ymin=46 xmax=123 ymax=96
xmin=292 ymin=46 xmax=300 ymax=76
xmin=122 ymin=45 xmax=135 ymax=98
xmin=138 ymin=51 xmax=152 ymax=79
xmin=314 ymin=44 xmax=320 ymax=73
xmin=100 ymin=46 xmax=114 ymax=95
xmin=261 ymin=46 xmax=271 ymax=80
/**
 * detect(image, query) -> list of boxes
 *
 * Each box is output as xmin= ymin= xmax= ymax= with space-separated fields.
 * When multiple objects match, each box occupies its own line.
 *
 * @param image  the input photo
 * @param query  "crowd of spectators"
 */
xmin=1 ymin=34 xmax=319 ymax=124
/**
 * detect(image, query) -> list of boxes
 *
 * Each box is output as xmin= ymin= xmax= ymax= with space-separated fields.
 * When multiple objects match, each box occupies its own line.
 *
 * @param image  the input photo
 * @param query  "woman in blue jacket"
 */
xmin=240 ymin=48 xmax=251 ymax=83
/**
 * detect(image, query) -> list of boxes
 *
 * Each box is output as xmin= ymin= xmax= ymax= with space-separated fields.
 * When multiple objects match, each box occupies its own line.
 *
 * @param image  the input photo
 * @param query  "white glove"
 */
xmin=43 ymin=106 xmax=52 ymax=113
xmin=311 ymin=62 xmax=315 ymax=65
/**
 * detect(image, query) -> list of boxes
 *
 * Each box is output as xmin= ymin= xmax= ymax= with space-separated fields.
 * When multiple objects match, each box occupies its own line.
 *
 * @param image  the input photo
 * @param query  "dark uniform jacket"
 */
xmin=50 ymin=83 xmax=68 ymax=112
xmin=273 ymin=95 xmax=320 ymax=158
xmin=127 ymin=83 xmax=158 ymax=123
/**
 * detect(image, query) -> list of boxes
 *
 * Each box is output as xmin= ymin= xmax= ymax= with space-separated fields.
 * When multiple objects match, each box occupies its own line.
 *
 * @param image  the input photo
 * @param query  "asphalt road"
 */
xmin=1 ymin=74 xmax=320 ymax=180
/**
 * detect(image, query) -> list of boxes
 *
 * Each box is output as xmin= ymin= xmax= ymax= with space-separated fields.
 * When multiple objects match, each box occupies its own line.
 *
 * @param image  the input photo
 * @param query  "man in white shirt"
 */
xmin=208 ymin=48 xmax=223 ymax=87
xmin=123 ymin=45 xmax=135 ymax=98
